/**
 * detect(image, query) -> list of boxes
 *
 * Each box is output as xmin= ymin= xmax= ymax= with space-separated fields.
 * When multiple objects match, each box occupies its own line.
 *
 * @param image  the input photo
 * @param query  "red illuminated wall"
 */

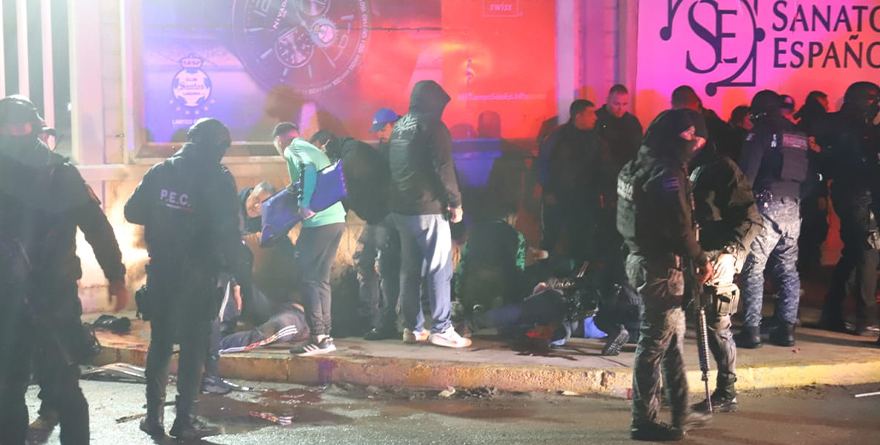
xmin=441 ymin=0 xmax=557 ymax=140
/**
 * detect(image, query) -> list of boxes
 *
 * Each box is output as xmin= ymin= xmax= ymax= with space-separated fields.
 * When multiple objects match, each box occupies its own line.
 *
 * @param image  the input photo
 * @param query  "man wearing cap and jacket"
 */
xmin=356 ymin=108 xmax=403 ymax=340
xmin=0 ymin=95 xmax=128 ymax=445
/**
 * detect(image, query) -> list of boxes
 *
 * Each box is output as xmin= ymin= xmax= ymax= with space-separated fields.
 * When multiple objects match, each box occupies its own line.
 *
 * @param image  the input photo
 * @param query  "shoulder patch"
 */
xmin=662 ymin=176 xmax=680 ymax=192
xmin=745 ymin=133 xmax=755 ymax=141
xmin=781 ymin=133 xmax=808 ymax=150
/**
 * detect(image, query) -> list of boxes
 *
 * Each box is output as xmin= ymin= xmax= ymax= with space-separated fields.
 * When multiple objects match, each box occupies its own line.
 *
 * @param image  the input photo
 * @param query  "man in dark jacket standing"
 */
xmin=617 ymin=110 xmax=713 ymax=441
xmin=815 ymin=82 xmax=880 ymax=338
xmin=389 ymin=80 xmax=470 ymax=348
xmin=597 ymin=84 xmax=644 ymax=174
xmin=356 ymin=108 xmax=402 ymax=340
xmin=735 ymin=91 xmax=810 ymax=349
xmin=126 ymin=118 xmax=247 ymax=440
xmin=541 ymin=99 xmax=599 ymax=261
xmin=0 ymin=96 xmax=128 ymax=445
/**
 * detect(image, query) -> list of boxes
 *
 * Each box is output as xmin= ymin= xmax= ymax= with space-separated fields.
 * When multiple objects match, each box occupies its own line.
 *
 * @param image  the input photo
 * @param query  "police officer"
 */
xmin=0 ymin=95 xmax=128 ymax=444
xmin=815 ymin=82 xmax=880 ymax=337
xmin=735 ymin=91 xmax=810 ymax=349
xmin=617 ymin=109 xmax=713 ymax=441
xmin=688 ymin=113 xmax=763 ymax=413
xmin=126 ymin=118 xmax=247 ymax=439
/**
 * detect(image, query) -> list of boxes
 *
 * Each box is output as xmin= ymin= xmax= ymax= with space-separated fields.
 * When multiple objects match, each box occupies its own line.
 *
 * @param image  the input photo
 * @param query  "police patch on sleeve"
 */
xmin=662 ymin=177 xmax=680 ymax=192
xmin=781 ymin=133 xmax=808 ymax=150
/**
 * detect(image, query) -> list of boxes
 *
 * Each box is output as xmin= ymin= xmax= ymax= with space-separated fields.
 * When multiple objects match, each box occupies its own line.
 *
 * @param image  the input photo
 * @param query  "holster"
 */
xmin=705 ymin=282 xmax=739 ymax=317
xmin=135 ymin=284 xmax=152 ymax=321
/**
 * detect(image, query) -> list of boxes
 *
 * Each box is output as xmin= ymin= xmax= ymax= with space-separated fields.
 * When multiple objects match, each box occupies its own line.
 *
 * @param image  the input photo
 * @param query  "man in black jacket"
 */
xmin=597 ymin=84 xmax=644 ymax=175
xmin=356 ymin=108 xmax=402 ymax=340
xmin=815 ymin=82 xmax=880 ymax=338
xmin=126 ymin=118 xmax=248 ymax=439
xmin=617 ymin=109 xmax=713 ymax=441
xmin=542 ymin=100 xmax=599 ymax=262
xmin=0 ymin=95 xmax=128 ymax=445
xmin=388 ymin=80 xmax=470 ymax=348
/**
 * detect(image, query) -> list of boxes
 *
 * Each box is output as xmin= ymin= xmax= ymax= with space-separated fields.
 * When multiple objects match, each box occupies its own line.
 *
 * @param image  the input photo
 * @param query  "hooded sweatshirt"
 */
xmin=388 ymin=80 xmax=462 ymax=215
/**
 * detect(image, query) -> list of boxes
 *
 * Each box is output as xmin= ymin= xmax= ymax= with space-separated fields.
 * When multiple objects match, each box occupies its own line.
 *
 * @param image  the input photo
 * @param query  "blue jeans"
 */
xmin=741 ymin=198 xmax=801 ymax=327
xmin=392 ymin=213 xmax=453 ymax=334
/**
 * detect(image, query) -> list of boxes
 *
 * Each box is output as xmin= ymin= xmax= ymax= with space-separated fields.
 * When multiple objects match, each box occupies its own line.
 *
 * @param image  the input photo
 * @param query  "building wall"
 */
xmin=72 ymin=0 xmax=640 ymax=313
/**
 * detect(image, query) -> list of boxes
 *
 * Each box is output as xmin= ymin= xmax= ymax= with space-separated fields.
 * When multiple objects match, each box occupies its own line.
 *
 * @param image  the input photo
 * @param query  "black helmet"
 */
xmin=0 ymin=95 xmax=43 ymax=133
xmin=187 ymin=118 xmax=231 ymax=151
xmin=843 ymin=81 xmax=880 ymax=114
xmin=749 ymin=90 xmax=781 ymax=117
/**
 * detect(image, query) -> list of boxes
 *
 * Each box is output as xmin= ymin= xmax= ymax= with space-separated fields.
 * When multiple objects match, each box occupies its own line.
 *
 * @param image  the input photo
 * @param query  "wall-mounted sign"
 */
xmin=636 ymin=0 xmax=880 ymax=126
xmin=140 ymin=0 xmax=557 ymax=146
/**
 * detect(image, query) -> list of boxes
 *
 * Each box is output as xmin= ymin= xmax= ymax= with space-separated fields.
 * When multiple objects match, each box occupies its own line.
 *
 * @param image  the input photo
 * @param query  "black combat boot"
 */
xmin=601 ymin=326 xmax=630 ymax=356
xmin=768 ymin=322 xmax=795 ymax=347
xmin=139 ymin=405 xmax=165 ymax=437
xmin=631 ymin=421 xmax=684 ymax=441
xmin=733 ymin=326 xmax=762 ymax=349
xmin=691 ymin=379 xmax=738 ymax=413
xmin=169 ymin=413 xmax=221 ymax=440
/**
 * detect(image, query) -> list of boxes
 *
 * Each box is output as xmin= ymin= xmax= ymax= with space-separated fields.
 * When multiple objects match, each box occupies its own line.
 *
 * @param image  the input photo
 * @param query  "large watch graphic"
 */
xmin=232 ymin=0 xmax=370 ymax=95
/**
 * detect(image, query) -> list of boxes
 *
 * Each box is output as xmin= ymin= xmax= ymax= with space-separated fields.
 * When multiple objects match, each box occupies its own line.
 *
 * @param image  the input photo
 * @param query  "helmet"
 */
xmin=749 ymin=90 xmax=782 ymax=117
xmin=0 ymin=95 xmax=43 ymax=134
xmin=187 ymin=118 xmax=231 ymax=152
xmin=843 ymin=81 xmax=880 ymax=116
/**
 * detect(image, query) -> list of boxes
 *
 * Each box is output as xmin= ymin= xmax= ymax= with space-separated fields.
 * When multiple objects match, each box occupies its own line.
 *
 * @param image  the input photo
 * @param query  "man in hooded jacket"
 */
xmin=388 ymin=80 xmax=470 ymax=348
xmin=0 ymin=96 xmax=128 ymax=445
xmin=126 ymin=118 xmax=248 ymax=440
xmin=617 ymin=109 xmax=713 ymax=441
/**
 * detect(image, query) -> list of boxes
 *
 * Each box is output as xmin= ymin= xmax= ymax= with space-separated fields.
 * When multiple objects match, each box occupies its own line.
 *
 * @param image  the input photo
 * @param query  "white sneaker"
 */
xmin=403 ymin=328 xmax=429 ymax=343
xmin=429 ymin=327 xmax=472 ymax=348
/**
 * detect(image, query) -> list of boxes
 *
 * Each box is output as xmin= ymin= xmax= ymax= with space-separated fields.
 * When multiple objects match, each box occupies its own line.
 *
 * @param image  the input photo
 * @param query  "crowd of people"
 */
xmin=2 ymin=77 xmax=880 ymax=442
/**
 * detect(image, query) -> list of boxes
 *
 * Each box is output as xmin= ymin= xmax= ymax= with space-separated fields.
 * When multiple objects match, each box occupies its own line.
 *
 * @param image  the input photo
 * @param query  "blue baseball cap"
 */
xmin=369 ymin=108 xmax=400 ymax=132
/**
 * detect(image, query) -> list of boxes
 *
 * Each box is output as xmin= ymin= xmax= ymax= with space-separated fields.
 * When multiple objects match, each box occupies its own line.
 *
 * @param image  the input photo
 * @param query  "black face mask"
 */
xmin=0 ymin=135 xmax=41 ymax=161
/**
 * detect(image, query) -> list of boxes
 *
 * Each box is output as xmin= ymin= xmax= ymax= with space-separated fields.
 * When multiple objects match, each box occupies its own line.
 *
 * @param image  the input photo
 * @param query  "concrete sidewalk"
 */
xmin=84 ymin=308 xmax=880 ymax=396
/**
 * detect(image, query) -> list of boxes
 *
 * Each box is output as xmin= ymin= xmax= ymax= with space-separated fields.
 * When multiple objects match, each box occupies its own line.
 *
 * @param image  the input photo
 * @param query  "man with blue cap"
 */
xmin=355 ymin=108 xmax=403 ymax=340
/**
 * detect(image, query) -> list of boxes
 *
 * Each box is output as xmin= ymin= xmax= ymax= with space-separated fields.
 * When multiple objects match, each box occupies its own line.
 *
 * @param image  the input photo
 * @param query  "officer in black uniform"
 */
xmin=0 ymin=96 xmax=127 ymax=445
xmin=815 ymin=82 xmax=880 ymax=337
xmin=617 ymin=109 xmax=713 ymax=441
xmin=735 ymin=91 xmax=810 ymax=349
xmin=673 ymin=86 xmax=763 ymax=412
xmin=125 ymin=118 xmax=247 ymax=440
xmin=688 ymin=116 xmax=763 ymax=413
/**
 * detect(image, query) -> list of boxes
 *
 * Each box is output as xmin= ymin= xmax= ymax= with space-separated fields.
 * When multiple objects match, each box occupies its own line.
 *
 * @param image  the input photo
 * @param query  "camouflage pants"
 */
xmin=741 ymin=198 xmax=801 ymax=326
xmin=626 ymin=254 xmax=689 ymax=427
xmin=706 ymin=302 xmax=736 ymax=393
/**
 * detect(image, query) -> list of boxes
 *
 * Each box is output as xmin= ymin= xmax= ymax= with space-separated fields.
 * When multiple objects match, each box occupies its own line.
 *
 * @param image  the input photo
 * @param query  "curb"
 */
xmin=93 ymin=343 xmax=880 ymax=396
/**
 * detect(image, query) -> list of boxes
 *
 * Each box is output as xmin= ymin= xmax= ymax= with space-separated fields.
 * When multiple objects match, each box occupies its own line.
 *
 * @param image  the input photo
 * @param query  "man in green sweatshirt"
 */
xmin=284 ymin=135 xmax=347 ymax=355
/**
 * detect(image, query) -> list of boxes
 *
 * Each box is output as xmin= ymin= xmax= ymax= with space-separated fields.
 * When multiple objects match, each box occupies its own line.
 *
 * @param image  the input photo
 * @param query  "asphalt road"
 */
xmin=24 ymin=379 xmax=880 ymax=444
